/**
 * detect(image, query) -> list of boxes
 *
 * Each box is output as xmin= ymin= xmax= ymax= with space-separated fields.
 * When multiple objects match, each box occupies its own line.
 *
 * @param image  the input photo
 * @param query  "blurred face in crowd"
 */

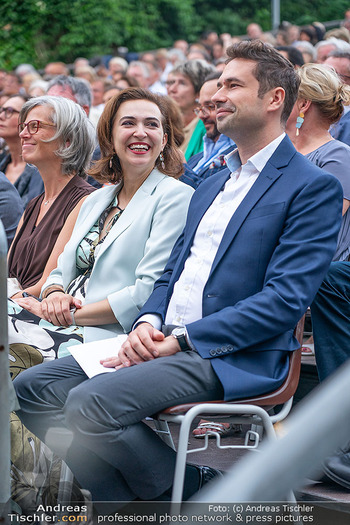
xmin=47 ymin=84 xmax=90 ymax=116
xmin=2 ymin=73 xmax=21 ymax=95
xmin=166 ymin=72 xmax=196 ymax=114
xmin=316 ymin=44 xmax=336 ymax=64
xmin=0 ymin=96 xmax=25 ymax=141
xmin=194 ymin=79 xmax=220 ymax=141
xmin=103 ymin=88 xmax=122 ymax=104
xmin=325 ymin=56 xmax=350 ymax=85
xmin=127 ymin=65 xmax=150 ymax=88
xmin=92 ymin=80 xmax=105 ymax=106
xmin=47 ymin=84 xmax=76 ymax=102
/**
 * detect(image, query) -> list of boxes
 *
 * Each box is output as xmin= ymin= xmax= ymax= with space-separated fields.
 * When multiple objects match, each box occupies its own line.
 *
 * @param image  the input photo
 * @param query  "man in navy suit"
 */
xmin=14 ymin=41 xmax=343 ymax=506
xmin=180 ymin=72 xmax=235 ymax=189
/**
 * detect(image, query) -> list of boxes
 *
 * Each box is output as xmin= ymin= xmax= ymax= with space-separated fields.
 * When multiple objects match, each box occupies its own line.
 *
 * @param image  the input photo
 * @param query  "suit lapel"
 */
xmin=96 ymin=169 xmax=166 ymax=257
xmin=210 ymin=136 xmax=296 ymax=274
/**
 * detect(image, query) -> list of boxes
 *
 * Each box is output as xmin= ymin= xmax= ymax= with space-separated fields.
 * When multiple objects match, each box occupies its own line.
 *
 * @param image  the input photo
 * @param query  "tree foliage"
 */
xmin=0 ymin=0 xmax=349 ymax=69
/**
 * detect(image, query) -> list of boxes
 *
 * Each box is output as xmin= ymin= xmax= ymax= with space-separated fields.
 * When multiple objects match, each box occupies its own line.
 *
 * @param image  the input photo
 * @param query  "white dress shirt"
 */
xmin=139 ymin=133 xmax=286 ymax=333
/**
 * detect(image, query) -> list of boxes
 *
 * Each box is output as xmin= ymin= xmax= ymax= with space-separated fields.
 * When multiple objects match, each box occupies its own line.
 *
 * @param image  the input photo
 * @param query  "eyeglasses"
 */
xmin=18 ymin=120 xmax=56 ymax=135
xmin=193 ymin=103 xmax=216 ymax=116
xmin=0 ymin=106 xmax=20 ymax=119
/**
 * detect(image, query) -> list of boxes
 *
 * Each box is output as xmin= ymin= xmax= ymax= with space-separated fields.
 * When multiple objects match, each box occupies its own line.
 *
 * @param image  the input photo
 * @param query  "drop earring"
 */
xmin=159 ymin=151 xmax=165 ymax=170
xmin=296 ymin=112 xmax=304 ymax=136
xmin=109 ymin=155 xmax=114 ymax=169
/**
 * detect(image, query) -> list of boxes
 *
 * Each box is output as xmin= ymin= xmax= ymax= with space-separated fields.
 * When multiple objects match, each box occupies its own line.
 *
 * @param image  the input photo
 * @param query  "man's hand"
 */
xmin=101 ymin=323 xmax=182 ymax=370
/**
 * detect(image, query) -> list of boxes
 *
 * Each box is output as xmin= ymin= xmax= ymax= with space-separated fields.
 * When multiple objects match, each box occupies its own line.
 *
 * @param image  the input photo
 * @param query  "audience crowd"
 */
xmin=2 ymin=10 xmax=350 ymax=516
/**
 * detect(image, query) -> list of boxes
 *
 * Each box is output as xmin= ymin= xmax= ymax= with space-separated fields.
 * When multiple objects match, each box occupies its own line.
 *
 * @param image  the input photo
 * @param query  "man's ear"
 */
xmin=82 ymin=105 xmax=90 ymax=117
xmin=267 ymin=87 xmax=285 ymax=113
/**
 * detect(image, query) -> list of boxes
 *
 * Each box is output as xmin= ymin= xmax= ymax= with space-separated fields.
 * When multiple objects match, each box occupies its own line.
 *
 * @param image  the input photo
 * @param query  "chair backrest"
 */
xmin=161 ymin=316 xmax=305 ymax=416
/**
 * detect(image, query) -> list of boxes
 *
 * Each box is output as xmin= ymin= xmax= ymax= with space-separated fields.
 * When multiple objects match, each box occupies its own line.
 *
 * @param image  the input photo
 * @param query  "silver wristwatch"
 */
xmin=171 ymin=326 xmax=190 ymax=351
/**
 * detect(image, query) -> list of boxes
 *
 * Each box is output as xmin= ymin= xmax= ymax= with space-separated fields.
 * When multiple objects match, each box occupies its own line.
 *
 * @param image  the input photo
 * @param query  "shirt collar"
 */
xmin=203 ymin=133 xmax=234 ymax=149
xmin=225 ymin=133 xmax=285 ymax=177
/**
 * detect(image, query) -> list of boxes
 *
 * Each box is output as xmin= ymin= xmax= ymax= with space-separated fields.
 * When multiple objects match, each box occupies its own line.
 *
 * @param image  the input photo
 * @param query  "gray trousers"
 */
xmin=14 ymin=352 xmax=223 ymax=502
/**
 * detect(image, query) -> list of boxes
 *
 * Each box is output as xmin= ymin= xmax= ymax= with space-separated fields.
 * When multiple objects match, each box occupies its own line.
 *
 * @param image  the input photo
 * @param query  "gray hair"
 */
xmin=171 ymin=59 xmax=217 ymax=94
xmin=316 ymin=37 xmax=350 ymax=53
xmin=167 ymin=48 xmax=186 ymax=65
xmin=47 ymin=75 xmax=92 ymax=108
xmin=108 ymin=57 xmax=128 ymax=72
xmin=19 ymin=95 xmax=95 ymax=177
xmin=293 ymin=41 xmax=317 ymax=61
xmin=128 ymin=61 xmax=151 ymax=79
xmin=15 ymin=63 xmax=36 ymax=77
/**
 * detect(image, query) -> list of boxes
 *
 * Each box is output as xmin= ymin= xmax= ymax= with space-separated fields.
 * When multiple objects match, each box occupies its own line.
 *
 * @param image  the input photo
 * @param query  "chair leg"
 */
xmin=153 ymin=419 xmax=176 ymax=450
xmin=170 ymin=410 xmax=200 ymax=512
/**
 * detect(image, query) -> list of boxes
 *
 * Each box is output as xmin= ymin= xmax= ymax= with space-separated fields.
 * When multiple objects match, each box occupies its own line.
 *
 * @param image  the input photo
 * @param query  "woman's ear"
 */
xmin=298 ymin=98 xmax=312 ymax=115
xmin=162 ymin=133 xmax=168 ymax=149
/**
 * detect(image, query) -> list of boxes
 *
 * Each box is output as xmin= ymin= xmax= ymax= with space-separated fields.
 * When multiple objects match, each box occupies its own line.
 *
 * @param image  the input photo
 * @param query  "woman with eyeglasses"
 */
xmin=7 ymin=95 xmax=95 ymax=301
xmin=8 ymin=88 xmax=193 ymax=511
xmin=0 ymin=93 xmax=44 ymax=207
xmin=166 ymin=60 xmax=216 ymax=160
xmin=10 ymin=87 xmax=193 ymax=359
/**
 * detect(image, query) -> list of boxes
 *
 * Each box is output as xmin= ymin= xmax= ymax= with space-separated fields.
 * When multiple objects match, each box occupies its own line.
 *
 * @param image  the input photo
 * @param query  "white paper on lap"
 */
xmin=68 ymin=334 xmax=128 ymax=378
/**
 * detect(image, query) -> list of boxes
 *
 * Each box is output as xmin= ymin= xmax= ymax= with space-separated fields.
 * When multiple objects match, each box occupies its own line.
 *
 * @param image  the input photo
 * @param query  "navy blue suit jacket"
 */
xmin=137 ymin=136 xmax=343 ymax=401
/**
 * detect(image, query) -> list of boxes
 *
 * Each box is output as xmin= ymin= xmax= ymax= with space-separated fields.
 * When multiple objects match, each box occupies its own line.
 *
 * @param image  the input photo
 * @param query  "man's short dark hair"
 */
xmin=226 ymin=40 xmax=300 ymax=124
xmin=203 ymin=71 xmax=222 ymax=83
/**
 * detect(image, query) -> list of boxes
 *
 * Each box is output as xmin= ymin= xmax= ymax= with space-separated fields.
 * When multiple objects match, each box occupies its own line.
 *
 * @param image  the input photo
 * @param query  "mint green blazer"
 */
xmin=42 ymin=169 xmax=193 ymax=342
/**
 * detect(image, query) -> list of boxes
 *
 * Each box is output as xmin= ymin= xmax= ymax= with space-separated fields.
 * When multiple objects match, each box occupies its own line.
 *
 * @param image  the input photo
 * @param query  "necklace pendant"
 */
xmin=44 ymin=200 xmax=49 ymax=205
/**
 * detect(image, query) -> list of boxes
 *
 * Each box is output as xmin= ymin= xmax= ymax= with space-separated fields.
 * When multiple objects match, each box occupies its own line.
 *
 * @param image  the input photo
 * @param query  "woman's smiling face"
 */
xmin=112 ymin=99 xmax=167 ymax=173
xmin=19 ymin=105 xmax=60 ymax=168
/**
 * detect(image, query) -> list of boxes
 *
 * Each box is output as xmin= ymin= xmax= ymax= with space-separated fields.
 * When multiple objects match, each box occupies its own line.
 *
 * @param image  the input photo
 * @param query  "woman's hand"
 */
xmin=10 ymin=291 xmax=24 ymax=302
xmin=15 ymin=297 xmax=44 ymax=318
xmin=41 ymin=292 xmax=82 ymax=327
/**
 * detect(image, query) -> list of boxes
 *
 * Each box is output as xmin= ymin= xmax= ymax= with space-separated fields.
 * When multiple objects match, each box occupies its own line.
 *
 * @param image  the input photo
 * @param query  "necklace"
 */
xmin=43 ymin=193 xmax=60 ymax=206
xmin=104 ymin=206 xmax=124 ymax=234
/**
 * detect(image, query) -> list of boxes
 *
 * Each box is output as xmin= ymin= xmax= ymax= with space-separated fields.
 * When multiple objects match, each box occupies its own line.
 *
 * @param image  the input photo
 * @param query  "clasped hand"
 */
xmin=16 ymin=291 xmax=82 ymax=327
xmin=101 ymin=322 xmax=181 ymax=370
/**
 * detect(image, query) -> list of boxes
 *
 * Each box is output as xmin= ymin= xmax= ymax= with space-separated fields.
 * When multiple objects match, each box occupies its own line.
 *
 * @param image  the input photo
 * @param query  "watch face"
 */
xmin=172 ymin=326 xmax=186 ymax=338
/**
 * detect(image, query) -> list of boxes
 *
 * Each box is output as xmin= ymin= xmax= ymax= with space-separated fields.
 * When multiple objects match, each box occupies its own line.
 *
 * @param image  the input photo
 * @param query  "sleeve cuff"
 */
xmin=133 ymin=314 xmax=162 ymax=331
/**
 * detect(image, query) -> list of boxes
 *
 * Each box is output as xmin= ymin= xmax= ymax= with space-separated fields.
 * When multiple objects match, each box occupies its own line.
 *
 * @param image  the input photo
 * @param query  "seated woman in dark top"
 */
xmin=0 ymin=93 xmax=44 ymax=207
xmin=8 ymin=95 xmax=96 ymax=299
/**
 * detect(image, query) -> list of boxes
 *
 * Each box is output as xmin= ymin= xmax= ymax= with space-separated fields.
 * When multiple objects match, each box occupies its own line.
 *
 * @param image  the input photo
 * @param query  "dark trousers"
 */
xmin=14 ymin=352 xmax=223 ymax=502
xmin=311 ymin=261 xmax=350 ymax=381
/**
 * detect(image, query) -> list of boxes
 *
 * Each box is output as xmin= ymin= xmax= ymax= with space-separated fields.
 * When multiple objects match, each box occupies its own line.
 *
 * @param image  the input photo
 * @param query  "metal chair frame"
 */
xmin=153 ymin=317 xmax=305 ymax=505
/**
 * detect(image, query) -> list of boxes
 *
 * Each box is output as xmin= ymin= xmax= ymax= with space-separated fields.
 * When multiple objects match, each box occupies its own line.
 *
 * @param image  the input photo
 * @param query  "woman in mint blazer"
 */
xmin=11 ymin=88 xmax=194 ymax=360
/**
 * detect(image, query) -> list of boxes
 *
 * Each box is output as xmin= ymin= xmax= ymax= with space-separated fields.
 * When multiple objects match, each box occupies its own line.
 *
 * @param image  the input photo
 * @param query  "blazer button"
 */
xmin=226 ymin=345 xmax=234 ymax=351
xmin=209 ymin=349 xmax=217 ymax=356
xmin=216 ymin=347 xmax=222 ymax=355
